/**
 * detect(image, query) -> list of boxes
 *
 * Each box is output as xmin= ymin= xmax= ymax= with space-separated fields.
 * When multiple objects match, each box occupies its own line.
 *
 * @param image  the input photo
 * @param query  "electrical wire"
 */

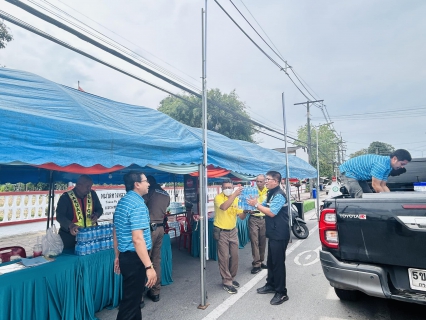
xmin=28 ymin=0 xmax=201 ymax=93
xmin=52 ymin=0 xmax=201 ymax=85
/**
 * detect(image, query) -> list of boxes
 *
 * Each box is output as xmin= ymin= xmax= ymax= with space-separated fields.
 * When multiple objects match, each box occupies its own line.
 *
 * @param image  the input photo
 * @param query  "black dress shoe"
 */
xmin=260 ymin=263 xmax=267 ymax=269
xmin=270 ymin=293 xmax=289 ymax=305
xmin=257 ymin=285 xmax=275 ymax=294
xmin=147 ymin=291 xmax=160 ymax=302
xmin=251 ymin=267 xmax=261 ymax=274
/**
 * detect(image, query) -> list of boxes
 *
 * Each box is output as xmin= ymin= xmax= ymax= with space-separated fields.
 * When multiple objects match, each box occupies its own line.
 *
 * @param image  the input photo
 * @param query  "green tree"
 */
xmin=367 ymin=141 xmax=394 ymax=155
xmin=0 ymin=20 xmax=13 ymax=50
xmin=296 ymin=124 xmax=339 ymax=178
xmin=158 ymin=89 xmax=256 ymax=142
xmin=350 ymin=141 xmax=395 ymax=158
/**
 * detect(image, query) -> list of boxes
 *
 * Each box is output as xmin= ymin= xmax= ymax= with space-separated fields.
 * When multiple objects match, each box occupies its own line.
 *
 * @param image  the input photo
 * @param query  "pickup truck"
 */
xmin=319 ymin=189 xmax=426 ymax=304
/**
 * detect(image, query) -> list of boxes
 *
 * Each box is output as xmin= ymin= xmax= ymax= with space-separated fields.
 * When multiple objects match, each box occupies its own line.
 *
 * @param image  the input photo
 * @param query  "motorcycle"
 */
xmin=290 ymin=204 xmax=309 ymax=239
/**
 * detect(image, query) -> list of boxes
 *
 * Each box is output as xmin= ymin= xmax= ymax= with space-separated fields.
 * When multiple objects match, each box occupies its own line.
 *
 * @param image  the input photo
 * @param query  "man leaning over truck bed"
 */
xmin=339 ymin=149 xmax=412 ymax=198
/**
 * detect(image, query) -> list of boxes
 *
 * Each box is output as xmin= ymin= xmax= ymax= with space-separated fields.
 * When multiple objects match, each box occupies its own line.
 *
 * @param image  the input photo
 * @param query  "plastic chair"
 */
xmin=163 ymin=221 xmax=177 ymax=238
xmin=0 ymin=246 xmax=27 ymax=263
xmin=176 ymin=217 xmax=192 ymax=253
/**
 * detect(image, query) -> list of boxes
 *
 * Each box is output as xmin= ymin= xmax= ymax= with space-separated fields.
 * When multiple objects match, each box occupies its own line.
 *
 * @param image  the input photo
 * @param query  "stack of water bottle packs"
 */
xmin=238 ymin=186 xmax=258 ymax=211
xmin=75 ymin=223 xmax=114 ymax=256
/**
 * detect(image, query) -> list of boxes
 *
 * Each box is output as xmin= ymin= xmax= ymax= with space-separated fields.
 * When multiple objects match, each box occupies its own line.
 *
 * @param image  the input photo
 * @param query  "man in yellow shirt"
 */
xmin=213 ymin=179 xmax=245 ymax=294
xmin=249 ymin=174 xmax=268 ymax=274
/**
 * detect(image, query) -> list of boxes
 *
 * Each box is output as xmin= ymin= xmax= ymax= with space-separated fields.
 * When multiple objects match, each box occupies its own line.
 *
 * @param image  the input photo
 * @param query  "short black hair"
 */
xmin=221 ymin=178 xmax=233 ymax=187
xmin=146 ymin=175 xmax=157 ymax=186
xmin=266 ymin=170 xmax=282 ymax=182
xmin=390 ymin=149 xmax=412 ymax=162
xmin=123 ymin=171 xmax=144 ymax=192
xmin=77 ymin=174 xmax=93 ymax=184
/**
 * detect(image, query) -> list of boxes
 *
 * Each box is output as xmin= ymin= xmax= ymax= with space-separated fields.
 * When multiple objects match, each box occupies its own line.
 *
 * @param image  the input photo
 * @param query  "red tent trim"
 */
xmin=189 ymin=165 xmax=230 ymax=178
xmin=34 ymin=163 xmax=125 ymax=174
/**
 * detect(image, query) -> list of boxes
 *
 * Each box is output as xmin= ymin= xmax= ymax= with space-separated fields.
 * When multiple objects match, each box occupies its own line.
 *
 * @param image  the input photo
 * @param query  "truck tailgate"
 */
xmin=336 ymin=195 xmax=426 ymax=269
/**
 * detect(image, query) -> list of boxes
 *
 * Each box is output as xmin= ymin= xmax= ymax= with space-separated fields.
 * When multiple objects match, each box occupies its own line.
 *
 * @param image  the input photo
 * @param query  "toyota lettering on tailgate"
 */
xmin=339 ymin=214 xmax=367 ymax=219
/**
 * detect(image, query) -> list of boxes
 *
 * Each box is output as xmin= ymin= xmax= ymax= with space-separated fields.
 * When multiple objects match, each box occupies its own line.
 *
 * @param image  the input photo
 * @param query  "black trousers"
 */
xmin=117 ymin=251 xmax=146 ymax=320
xmin=59 ymin=229 xmax=76 ymax=249
xmin=266 ymin=238 xmax=289 ymax=295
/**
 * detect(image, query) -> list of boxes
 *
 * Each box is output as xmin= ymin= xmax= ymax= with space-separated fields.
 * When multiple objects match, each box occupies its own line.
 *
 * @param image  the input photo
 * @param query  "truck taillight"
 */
xmin=319 ymin=208 xmax=338 ymax=249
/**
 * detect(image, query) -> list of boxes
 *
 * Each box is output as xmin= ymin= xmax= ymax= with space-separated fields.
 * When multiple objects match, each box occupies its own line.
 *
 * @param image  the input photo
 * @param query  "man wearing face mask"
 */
xmin=213 ymin=179 xmax=245 ymax=294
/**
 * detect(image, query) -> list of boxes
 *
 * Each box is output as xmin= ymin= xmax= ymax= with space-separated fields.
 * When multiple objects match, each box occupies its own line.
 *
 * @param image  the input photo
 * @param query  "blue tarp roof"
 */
xmin=0 ymin=68 xmax=316 ymax=181
xmin=0 ymin=68 xmax=202 ymax=168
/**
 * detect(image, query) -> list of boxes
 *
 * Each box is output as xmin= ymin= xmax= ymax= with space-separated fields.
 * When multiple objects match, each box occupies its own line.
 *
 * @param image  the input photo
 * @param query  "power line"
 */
xmin=6 ymin=0 xmax=201 ymax=96
xmin=35 ymin=0 xmax=201 ymax=92
xmin=0 ymin=10 xmax=196 ymax=103
xmin=52 ymin=0 xmax=201 ymax=85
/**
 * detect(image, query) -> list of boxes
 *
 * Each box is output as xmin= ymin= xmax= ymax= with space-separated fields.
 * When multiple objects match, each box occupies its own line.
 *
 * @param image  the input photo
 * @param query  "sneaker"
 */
xmin=232 ymin=281 xmax=240 ymax=288
xmin=260 ymin=263 xmax=267 ymax=269
xmin=257 ymin=285 xmax=276 ymax=294
xmin=223 ymin=285 xmax=237 ymax=294
xmin=251 ymin=267 xmax=261 ymax=274
xmin=270 ymin=293 xmax=289 ymax=305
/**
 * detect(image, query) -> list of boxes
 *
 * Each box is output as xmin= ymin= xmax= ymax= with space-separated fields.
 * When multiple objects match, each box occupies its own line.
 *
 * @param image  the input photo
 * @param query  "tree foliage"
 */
xmin=0 ymin=20 xmax=13 ymax=50
xmin=158 ymin=89 xmax=256 ymax=142
xmin=296 ymin=124 xmax=339 ymax=178
xmin=349 ymin=141 xmax=395 ymax=158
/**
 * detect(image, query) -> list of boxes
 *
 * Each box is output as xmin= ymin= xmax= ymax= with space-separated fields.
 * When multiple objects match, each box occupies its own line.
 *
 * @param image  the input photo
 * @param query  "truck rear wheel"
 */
xmin=334 ymin=288 xmax=359 ymax=301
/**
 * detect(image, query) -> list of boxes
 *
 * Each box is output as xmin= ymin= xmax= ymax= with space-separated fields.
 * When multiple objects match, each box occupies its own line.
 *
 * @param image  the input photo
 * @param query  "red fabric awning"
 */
xmin=34 ymin=163 xmax=125 ymax=174
xmin=189 ymin=165 xmax=230 ymax=178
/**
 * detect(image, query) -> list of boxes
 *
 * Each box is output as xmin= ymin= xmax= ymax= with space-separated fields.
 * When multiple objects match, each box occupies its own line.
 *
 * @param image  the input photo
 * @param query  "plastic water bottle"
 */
xmin=81 ymin=242 xmax=87 ymax=256
xmin=75 ymin=243 xmax=81 ymax=256
xmin=94 ymin=239 xmax=100 ymax=253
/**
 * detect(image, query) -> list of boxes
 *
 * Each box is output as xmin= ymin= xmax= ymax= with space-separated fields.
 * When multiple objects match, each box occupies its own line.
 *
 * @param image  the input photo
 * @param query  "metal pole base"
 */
xmin=197 ymin=303 xmax=210 ymax=310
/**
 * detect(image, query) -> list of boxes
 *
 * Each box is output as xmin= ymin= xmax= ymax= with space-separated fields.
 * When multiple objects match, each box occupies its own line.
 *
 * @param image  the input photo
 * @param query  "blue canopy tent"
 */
xmin=0 ymin=68 xmax=316 ymax=233
xmin=0 ymin=68 xmax=316 ymax=183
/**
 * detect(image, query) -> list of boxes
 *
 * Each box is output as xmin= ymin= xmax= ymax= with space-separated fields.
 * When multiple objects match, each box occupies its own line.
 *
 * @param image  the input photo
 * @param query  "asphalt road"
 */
xmin=97 ymin=209 xmax=426 ymax=320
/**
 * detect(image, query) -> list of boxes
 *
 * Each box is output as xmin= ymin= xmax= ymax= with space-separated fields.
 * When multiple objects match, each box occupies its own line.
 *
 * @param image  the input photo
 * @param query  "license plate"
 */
xmin=408 ymin=268 xmax=426 ymax=292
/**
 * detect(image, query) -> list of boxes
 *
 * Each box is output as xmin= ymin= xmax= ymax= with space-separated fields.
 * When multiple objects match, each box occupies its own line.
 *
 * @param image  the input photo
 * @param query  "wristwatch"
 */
xmin=255 ymin=203 xmax=259 ymax=209
xmin=145 ymin=264 xmax=154 ymax=270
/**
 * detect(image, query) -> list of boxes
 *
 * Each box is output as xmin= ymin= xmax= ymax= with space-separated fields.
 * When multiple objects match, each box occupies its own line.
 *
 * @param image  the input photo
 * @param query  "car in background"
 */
xmin=324 ymin=181 xmax=340 ymax=195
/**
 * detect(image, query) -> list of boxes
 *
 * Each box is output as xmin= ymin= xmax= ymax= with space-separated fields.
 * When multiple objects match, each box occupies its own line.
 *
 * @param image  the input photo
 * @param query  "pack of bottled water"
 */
xmin=75 ymin=223 xmax=114 ymax=256
xmin=238 ymin=186 xmax=258 ymax=211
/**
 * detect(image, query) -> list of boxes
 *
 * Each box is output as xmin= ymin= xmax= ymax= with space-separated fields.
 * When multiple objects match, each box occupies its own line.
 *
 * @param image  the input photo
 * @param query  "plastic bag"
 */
xmin=42 ymin=224 xmax=64 ymax=256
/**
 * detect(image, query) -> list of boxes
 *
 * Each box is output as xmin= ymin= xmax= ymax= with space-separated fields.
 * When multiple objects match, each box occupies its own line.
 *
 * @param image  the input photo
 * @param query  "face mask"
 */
xmin=223 ymin=189 xmax=233 ymax=197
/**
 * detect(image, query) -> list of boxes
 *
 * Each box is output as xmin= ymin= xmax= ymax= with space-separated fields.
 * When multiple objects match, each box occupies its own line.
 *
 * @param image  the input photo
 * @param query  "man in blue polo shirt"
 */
xmin=339 ymin=149 xmax=411 ymax=198
xmin=113 ymin=171 xmax=157 ymax=320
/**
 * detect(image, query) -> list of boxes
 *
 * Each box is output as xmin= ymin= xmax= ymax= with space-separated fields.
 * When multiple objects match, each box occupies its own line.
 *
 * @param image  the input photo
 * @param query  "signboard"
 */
xmin=95 ymin=188 xmax=126 ymax=221
xmin=184 ymin=175 xmax=198 ymax=214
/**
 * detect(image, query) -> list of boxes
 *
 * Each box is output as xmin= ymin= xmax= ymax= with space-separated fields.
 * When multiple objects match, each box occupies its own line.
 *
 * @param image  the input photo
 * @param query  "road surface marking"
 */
xmin=294 ymin=245 xmax=321 ymax=266
xmin=202 ymin=224 xmax=319 ymax=320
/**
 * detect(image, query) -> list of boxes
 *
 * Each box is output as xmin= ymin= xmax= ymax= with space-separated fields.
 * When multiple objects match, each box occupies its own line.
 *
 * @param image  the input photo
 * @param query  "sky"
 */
xmin=1 ymin=0 xmax=426 ymax=159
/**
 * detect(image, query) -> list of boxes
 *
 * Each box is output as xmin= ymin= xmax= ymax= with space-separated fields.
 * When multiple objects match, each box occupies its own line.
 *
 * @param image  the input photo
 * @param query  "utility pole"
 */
xmin=294 ymin=100 xmax=323 ymax=198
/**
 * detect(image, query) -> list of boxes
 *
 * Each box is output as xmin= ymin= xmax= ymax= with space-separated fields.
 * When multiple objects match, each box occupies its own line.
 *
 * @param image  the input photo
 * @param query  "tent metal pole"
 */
xmin=282 ymin=93 xmax=292 ymax=242
xmin=198 ymin=2 xmax=209 ymax=310
xmin=46 ymin=170 xmax=53 ymax=230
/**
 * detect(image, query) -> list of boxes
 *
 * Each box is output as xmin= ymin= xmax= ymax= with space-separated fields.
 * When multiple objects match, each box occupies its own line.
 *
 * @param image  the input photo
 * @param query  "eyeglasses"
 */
xmin=222 ymin=187 xmax=233 ymax=189
xmin=265 ymin=178 xmax=276 ymax=182
xmin=140 ymin=179 xmax=148 ymax=183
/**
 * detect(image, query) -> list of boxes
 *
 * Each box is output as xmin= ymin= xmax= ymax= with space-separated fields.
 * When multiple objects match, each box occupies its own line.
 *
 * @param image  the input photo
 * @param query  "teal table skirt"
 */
xmin=161 ymin=233 xmax=173 ymax=286
xmin=191 ymin=216 xmax=250 ymax=260
xmin=0 ymin=249 xmax=121 ymax=320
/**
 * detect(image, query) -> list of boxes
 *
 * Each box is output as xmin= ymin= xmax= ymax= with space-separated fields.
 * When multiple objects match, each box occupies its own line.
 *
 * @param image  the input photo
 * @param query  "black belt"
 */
xmin=251 ymin=215 xmax=264 ymax=219
xmin=151 ymin=223 xmax=164 ymax=227
xmin=215 ymin=227 xmax=235 ymax=232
